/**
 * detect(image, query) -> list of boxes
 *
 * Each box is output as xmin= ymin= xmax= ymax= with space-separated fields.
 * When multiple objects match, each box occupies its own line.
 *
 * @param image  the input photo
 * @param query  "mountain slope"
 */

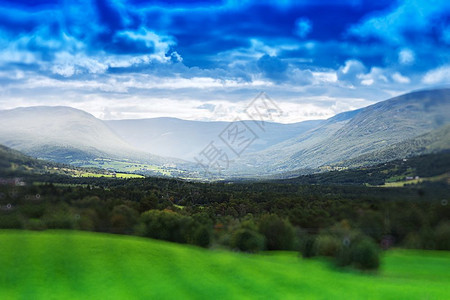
xmin=105 ymin=118 xmax=323 ymax=161
xmin=0 ymin=106 xmax=180 ymax=166
xmin=231 ymin=89 xmax=450 ymax=176
xmin=336 ymin=124 xmax=450 ymax=168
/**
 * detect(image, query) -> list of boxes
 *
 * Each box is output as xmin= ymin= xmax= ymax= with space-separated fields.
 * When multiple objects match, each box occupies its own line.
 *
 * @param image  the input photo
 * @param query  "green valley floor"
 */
xmin=0 ymin=230 xmax=449 ymax=299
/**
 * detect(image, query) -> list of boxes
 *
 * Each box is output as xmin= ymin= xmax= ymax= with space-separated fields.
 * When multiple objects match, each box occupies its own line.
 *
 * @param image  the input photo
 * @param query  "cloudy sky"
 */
xmin=0 ymin=0 xmax=449 ymax=122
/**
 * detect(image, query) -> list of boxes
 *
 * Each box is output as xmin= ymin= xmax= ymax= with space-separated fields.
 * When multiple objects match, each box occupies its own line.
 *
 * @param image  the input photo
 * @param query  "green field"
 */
xmin=77 ymin=172 xmax=145 ymax=178
xmin=0 ymin=231 xmax=449 ymax=299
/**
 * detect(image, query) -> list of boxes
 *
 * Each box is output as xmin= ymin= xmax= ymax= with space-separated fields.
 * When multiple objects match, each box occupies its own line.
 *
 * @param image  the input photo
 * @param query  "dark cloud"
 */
xmin=0 ymin=0 xmax=448 ymax=120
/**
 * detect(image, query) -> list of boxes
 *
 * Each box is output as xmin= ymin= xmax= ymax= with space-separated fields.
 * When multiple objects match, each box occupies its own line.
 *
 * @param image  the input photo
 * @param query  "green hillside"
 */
xmin=0 ymin=144 xmax=144 ymax=178
xmin=0 ymin=230 xmax=449 ymax=299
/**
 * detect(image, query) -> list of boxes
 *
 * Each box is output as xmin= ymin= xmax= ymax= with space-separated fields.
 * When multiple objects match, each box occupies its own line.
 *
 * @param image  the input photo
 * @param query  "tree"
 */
xmin=258 ymin=214 xmax=295 ymax=250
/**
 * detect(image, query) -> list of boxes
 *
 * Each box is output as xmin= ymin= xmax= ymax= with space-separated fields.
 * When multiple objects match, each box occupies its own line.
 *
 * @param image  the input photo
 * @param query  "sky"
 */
xmin=0 ymin=0 xmax=449 ymax=123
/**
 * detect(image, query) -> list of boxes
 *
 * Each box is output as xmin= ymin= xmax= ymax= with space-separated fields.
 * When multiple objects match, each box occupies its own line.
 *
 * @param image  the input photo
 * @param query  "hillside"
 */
xmin=337 ymin=124 xmax=450 ymax=168
xmin=106 ymin=118 xmax=323 ymax=161
xmin=231 ymin=89 xmax=450 ymax=176
xmin=1 ymin=89 xmax=449 ymax=179
xmin=0 ymin=144 xmax=48 ymax=176
xmin=0 ymin=144 xmax=145 ymax=179
xmin=0 ymin=106 xmax=134 ymax=160
xmin=0 ymin=231 xmax=449 ymax=299
xmin=279 ymin=151 xmax=450 ymax=186
xmin=0 ymin=106 xmax=195 ymax=177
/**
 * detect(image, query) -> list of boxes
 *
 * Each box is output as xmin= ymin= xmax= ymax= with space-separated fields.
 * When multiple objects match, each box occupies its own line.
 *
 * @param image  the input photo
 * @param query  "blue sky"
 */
xmin=0 ymin=0 xmax=449 ymax=122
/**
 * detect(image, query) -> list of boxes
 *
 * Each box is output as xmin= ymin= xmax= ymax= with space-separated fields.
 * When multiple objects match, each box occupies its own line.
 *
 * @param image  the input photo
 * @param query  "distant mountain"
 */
xmin=0 ymin=106 xmax=182 ymax=167
xmin=336 ymin=124 xmax=450 ymax=168
xmin=105 ymin=118 xmax=323 ymax=161
xmin=2 ymin=89 xmax=449 ymax=179
xmin=0 ymin=143 xmax=48 ymax=176
xmin=230 ymin=89 xmax=450 ymax=176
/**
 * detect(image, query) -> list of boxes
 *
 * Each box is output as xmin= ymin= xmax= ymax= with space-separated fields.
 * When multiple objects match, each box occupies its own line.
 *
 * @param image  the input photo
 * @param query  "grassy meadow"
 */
xmin=0 ymin=230 xmax=449 ymax=299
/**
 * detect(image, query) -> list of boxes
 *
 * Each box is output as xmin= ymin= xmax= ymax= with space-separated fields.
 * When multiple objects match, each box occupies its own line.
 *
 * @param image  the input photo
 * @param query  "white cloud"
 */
xmin=337 ymin=60 xmax=366 ymax=84
xmin=422 ymin=65 xmax=450 ymax=84
xmin=117 ymin=27 xmax=175 ymax=62
xmin=311 ymin=71 xmax=337 ymax=84
xmin=398 ymin=48 xmax=415 ymax=65
xmin=392 ymin=72 xmax=410 ymax=84
xmin=359 ymin=67 xmax=388 ymax=86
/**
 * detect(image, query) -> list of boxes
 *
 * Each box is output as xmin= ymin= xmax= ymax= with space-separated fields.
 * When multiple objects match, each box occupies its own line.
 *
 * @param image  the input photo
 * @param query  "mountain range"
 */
xmin=228 ymin=89 xmax=450 ymax=177
xmin=105 ymin=118 xmax=322 ymax=161
xmin=0 ymin=88 xmax=449 ymax=179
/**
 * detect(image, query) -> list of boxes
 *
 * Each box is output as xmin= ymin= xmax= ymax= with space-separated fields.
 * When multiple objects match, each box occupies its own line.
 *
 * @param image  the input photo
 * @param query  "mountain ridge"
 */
xmin=1 ymin=89 xmax=449 ymax=179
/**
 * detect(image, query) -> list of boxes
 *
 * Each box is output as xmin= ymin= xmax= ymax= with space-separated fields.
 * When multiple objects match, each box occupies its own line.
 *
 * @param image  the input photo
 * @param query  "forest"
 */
xmin=1 ymin=152 xmax=449 ymax=270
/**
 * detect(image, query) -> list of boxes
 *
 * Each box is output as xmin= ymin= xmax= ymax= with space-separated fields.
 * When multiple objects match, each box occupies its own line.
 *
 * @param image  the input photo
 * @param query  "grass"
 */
xmin=0 ymin=230 xmax=449 ymax=299
xmin=382 ymin=173 xmax=450 ymax=187
xmin=78 ymin=172 xmax=144 ymax=178
xmin=78 ymin=158 xmax=177 ymax=177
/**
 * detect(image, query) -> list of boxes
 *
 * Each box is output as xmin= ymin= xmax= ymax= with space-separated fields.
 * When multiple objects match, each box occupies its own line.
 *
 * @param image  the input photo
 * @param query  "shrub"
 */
xmin=0 ymin=212 xmax=23 ymax=229
xmin=335 ymin=243 xmax=352 ymax=267
xmin=139 ymin=210 xmax=192 ymax=243
xmin=258 ymin=214 xmax=295 ymax=250
xmin=42 ymin=207 xmax=76 ymax=229
xmin=336 ymin=237 xmax=380 ymax=270
xmin=299 ymin=235 xmax=316 ymax=258
xmin=75 ymin=208 xmax=99 ymax=231
xmin=402 ymin=232 xmax=423 ymax=249
xmin=351 ymin=238 xmax=380 ymax=270
xmin=44 ymin=214 xmax=75 ymax=229
xmin=314 ymin=234 xmax=341 ymax=257
xmin=26 ymin=218 xmax=46 ymax=231
xmin=231 ymin=228 xmax=265 ymax=253
xmin=435 ymin=221 xmax=450 ymax=250
xmin=110 ymin=205 xmax=139 ymax=234
xmin=191 ymin=226 xmax=211 ymax=248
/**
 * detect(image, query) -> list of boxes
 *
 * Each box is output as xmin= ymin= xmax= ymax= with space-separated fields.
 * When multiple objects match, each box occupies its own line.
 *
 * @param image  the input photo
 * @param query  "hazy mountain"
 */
xmin=1 ymin=89 xmax=449 ymax=179
xmin=230 ymin=89 xmax=450 ymax=176
xmin=105 ymin=118 xmax=323 ymax=161
xmin=336 ymin=124 xmax=450 ymax=168
xmin=0 ymin=106 xmax=181 ymax=166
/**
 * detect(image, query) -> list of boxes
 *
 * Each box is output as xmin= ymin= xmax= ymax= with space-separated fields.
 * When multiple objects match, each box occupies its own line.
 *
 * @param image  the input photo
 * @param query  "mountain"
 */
xmin=2 ymin=89 xmax=449 ymax=179
xmin=336 ymin=124 xmax=450 ymax=168
xmin=230 ymin=89 xmax=450 ymax=176
xmin=280 ymin=151 xmax=450 ymax=186
xmin=0 ymin=106 xmax=183 ymax=168
xmin=105 ymin=118 xmax=323 ymax=161
xmin=0 ymin=143 xmax=49 ymax=177
xmin=0 ymin=143 xmax=119 ymax=178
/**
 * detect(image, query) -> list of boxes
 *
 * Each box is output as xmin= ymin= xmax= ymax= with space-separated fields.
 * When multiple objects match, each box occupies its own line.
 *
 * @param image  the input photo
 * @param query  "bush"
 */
xmin=110 ymin=205 xmax=139 ymax=234
xmin=26 ymin=218 xmax=46 ymax=231
xmin=191 ymin=226 xmax=211 ymax=248
xmin=402 ymin=232 xmax=423 ymax=249
xmin=303 ymin=222 xmax=381 ymax=270
xmin=351 ymin=238 xmax=380 ymax=270
xmin=335 ymin=243 xmax=352 ymax=267
xmin=139 ymin=210 xmax=192 ymax=243
xmin=44 ymin=214 xmax=75 ymax=229
xmin=258 ymin=214 xmax=295 ymax=250
xmin=231 ymin=228 xmax=265 ymax=253
xmin=299 ymin=235 xmax=316 ymax=258
xmin=314 ymin=234 xmax=341 ymax=257
xmin=0 ymin=212 xmax=23 ymax=229
xmin=43 ymin=209 xmax=76 ymax=229
xmin=336 ymin=237 xmax=380 ymax=270
xmin=75 ymin=208 xmax=99 ymax=231
xmin=435 ymin=222 xmax=450 ymax=250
